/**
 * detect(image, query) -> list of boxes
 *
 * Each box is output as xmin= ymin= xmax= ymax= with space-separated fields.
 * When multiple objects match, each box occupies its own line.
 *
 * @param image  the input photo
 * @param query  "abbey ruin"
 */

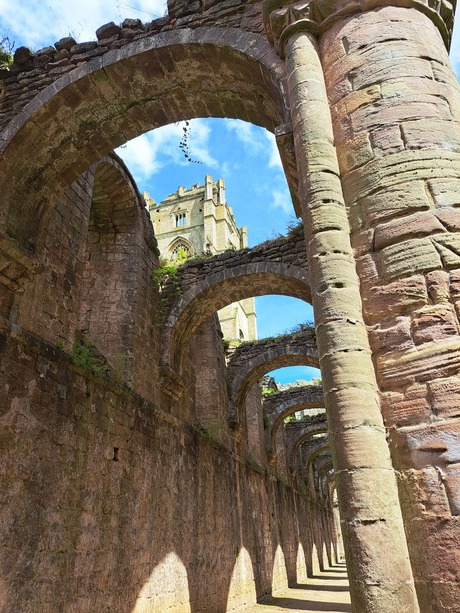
xmin=0 ymin=1 xmax=459 ymax=612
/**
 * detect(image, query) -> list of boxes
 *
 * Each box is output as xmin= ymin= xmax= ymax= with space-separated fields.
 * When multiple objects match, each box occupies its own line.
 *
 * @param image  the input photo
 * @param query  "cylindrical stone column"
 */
xmin=278 ymin=21 xmax=420 ymax=612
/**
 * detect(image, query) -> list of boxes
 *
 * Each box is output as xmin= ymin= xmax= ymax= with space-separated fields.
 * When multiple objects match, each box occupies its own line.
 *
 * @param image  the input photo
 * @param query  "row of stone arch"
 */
xmin=5 ymin=143 xmax=332 ymax=497
xmin=0 ymin=4 xmax=335 ymax=510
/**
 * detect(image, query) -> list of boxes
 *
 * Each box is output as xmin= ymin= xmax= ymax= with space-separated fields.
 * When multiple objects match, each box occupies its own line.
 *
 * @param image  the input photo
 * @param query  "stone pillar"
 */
xmin=317 ymin=2 xmax=460 ymax=609
xmin=263 ymin=3 xmax=420 ymax=611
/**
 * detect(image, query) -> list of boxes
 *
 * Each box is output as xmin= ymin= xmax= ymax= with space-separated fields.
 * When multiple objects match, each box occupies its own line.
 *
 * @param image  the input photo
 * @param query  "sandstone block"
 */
xmin=369 ymin=316 xmax=413 ymax=355
xmin=401 ymin=118 xmax=460 ymax=151
xmin=313 ymin=285 xmax=363 ymax=324
xmin=450 ymin=268 xmax=460 ymax=298
xmin=411 ymin=304 xmax=458 ymax=345
xmin=374 ymin=211 xmax=445 ymax=251
xmin=390 ymin=421 xmax=460 ymax=471
xmin=326 ymin=387 xmax=384 ymax=431
xmin=428 ymin=376 xmax=460 ymax=419
xmin=344 ymin=150 xmax=460 ymax=204
xmin=362 ymin=275 xmax=428 ymax=324
xmin=426 ymin=269 xmax=450 ymax=304
xmin=435 ymin=207 xmax=460 ymax=231
xmin=331 ymin=85 xmax=381 ymax=122
xmin=370 ymin=124 xmax=404 ymax=155
xmin=337 ymin=131 xmax=374 ymax=173
xmin=331 ymin=427 xmax=391 ymax=470
xmin=379 ymin=384 xmax=430 ymax=428
xmin=336 ymin=467 xmax=405 ymax=525
xmin=351 ymin=228 xmax=374 ymax=257
xmin=377 ymin=337 xmax=460 ymax=389
xmin=380 ymin=236 xmax=442 ymax=280
xmin=432 ymin=233 xmax=460 ymax=268
xmin=428 ymin=177 xmax=460 ymax=207
xmin=321 ymin=350 xmax=377 ymax=393
xmin=359 ymin=180 xmax=431 ymax=226
xmin=95 ymin=22 xmax=121 ymax=41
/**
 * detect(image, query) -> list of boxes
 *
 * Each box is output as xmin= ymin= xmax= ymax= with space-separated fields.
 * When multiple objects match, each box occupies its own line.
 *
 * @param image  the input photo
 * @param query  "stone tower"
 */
xmin=145 ymin=175 xmax=258 ymax=341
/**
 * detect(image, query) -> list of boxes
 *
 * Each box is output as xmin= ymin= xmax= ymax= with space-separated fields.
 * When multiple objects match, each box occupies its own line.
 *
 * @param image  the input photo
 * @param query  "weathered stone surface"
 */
xmin=425 ymin=269 xmax=450 ymax=304
xmin=377 ymin=337 xmax=460 ymax=389
xmin=411 ymin=304 xmax=458 ymax=345
xmin=380 ymin=237 xmax=442 ymax=281
xmin=3 ymin=1 xmax=460 ymax=610
xmin=428 ymin=376 xmax=460 ymax=419
xmin=358 ymin=181 xmax=432 ymax=226
xmin=374 ymin=212 xmax=446 ymax=251
xmin=369 ymin=317 xmax=413 ymax=356
xmin=96 ymin=22 xmax=122 ymax=41
xmin=428 ymin=178 xmax=460 ymax=207
xmin=379 ymin=384 xmax=431 ymax=428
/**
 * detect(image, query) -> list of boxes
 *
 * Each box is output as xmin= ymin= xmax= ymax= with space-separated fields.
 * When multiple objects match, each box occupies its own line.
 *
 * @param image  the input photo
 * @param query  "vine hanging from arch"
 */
xmin=179 ymin=121 xmax=203 ymax=164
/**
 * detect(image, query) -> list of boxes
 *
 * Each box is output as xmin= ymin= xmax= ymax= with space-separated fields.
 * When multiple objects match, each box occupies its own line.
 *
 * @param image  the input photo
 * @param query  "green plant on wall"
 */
xmin=72 ymin=336 xmax=108 ymax=376
xmin=0 ymin=36 xmax=14 ymax=68
xmin=152 ymin=263 xmax=179 ymax=292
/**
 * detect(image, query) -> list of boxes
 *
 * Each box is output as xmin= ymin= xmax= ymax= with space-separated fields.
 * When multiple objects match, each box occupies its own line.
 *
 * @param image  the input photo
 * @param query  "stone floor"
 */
xmin=249 ymin=564 xmax=352 ymax=612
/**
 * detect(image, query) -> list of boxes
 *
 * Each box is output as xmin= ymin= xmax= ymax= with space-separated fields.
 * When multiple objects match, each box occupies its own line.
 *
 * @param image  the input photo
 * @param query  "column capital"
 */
xmin=262 ymin=0 xmax=456 ymax=57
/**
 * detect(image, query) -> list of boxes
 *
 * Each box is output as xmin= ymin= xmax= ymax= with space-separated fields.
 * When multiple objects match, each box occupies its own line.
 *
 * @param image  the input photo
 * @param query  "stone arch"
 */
xmin=0 ymin=28 xmax=289 ymax=255
xmin=163 ymin=262 xmax=311 ymax=372
xmin=78 ymin=153 xmax=157 ymax=379
xmin=289 ymin=428 xmax=329 ymax=474
xmin=227 ymin=335 xmax=318 ymax=425
xmin=263 ymin=386 xmax=324 ymax=455
xmin=302 ymin=441 xmax=331 ymax=495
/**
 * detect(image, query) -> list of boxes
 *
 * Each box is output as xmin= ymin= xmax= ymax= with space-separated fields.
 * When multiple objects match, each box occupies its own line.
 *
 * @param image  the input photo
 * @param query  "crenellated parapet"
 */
xmin=262 ymin=0 xmax=456 ymax=55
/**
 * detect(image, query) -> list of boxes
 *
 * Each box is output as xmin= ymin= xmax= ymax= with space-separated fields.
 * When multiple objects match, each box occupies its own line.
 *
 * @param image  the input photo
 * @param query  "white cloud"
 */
xmin=270 ymin=188 xmax=293 ymax=214
xmin=265 ymin=131 xmax=283 ymax=169
xmin=224 ymin=119 xmax=284 ymax=174
xmin=116 ymin=119 xmax=218 ymax=183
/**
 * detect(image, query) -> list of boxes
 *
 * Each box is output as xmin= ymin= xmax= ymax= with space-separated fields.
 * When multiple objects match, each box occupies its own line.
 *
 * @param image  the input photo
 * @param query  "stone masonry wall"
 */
xmin=0 ymin=327 xmax=325 ymax=613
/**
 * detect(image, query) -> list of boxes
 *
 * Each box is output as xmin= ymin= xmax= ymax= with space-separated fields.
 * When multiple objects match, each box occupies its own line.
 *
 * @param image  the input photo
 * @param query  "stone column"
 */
xmin=317 ymin=2 xmax=460 ymax=610
xmin=262 ymin=3 xmax=420 ymax=611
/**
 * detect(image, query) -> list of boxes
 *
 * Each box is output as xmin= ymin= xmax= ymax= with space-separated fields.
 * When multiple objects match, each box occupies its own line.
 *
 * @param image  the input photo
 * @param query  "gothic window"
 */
xmin=171 ymin=241 xmax=193 ymax=261
xmin=175 ymin=212 xmax=187 ymax=227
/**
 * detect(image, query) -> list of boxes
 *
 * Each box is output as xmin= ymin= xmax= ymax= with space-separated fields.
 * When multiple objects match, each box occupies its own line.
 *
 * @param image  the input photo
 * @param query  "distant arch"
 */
xmin=78 ymin=153 xmax=156 ymax=372
xmin=290 ymin=428 xmax=329 ymax=473
xmin=263 ymin=386 xmax=324 ymax=455
xmin=227 ymin=334 xmax=318 ymax=425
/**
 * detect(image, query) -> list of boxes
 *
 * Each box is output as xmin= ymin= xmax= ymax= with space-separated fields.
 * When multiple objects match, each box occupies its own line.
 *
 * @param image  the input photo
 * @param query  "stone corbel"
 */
xmin=0 ymin=231 xmax=40 ymax=293
xmin=160 ymin=365 xmax=185 ymax=400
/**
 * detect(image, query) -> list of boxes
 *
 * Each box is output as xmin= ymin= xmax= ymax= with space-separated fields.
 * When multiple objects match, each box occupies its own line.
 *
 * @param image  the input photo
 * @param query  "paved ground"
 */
xmin=249 ymin=564 xmax=352 ymax=613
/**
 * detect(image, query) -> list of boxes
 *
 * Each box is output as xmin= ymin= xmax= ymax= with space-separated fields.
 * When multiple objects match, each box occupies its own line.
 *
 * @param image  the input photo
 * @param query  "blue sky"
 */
xmin=3 ymin=0 xmax=459 ymax=384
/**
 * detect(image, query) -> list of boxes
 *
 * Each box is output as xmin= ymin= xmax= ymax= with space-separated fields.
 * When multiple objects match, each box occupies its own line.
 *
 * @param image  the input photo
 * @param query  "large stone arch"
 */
xmin=163 ymin=262 xmax=311 ymax=372
xmin=226 ymin=330 xmax=318 ymax=424
xmin=78 ymin=153 xmax=157 ymax=377
xmin=0 ymin=27 xmax=289 ymax=257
